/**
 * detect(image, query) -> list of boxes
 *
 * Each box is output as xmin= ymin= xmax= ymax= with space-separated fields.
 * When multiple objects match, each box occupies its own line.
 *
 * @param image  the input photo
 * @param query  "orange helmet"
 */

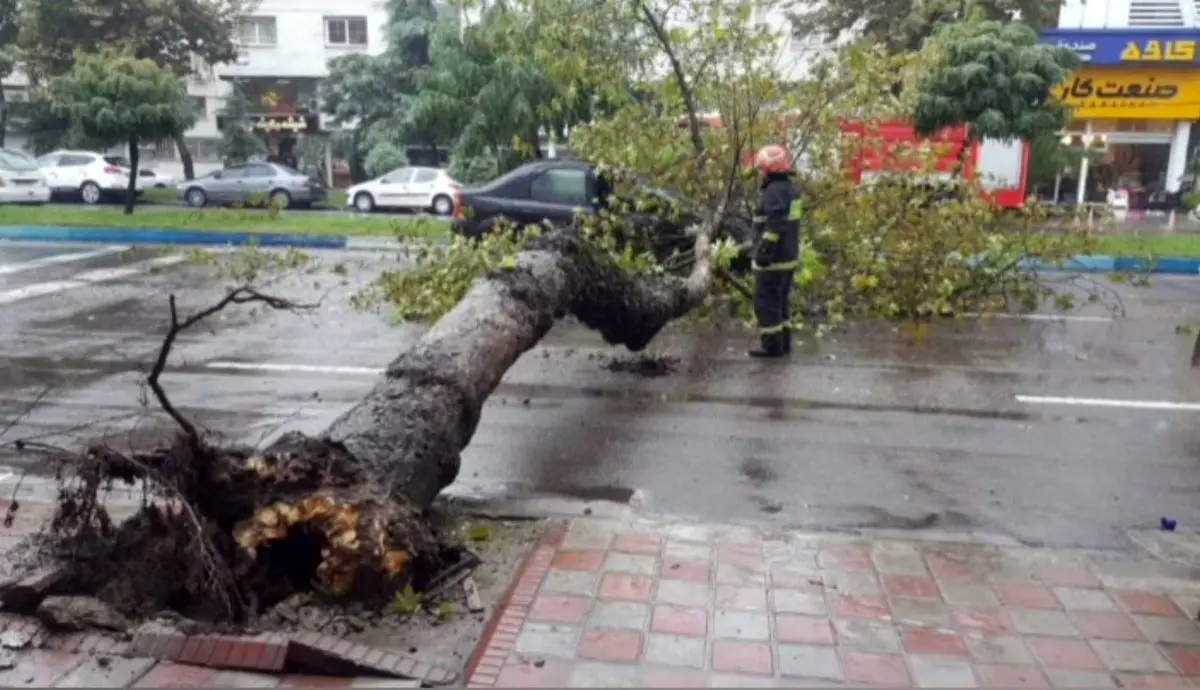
xmin=753 ymin=145 xmax=793 ymax=175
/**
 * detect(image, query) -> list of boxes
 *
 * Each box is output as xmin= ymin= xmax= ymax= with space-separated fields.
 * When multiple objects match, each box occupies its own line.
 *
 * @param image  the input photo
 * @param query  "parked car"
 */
xmin=36 ymin=150 xmax=130 ymax=204
xmin=451 ymin=160 xmax=753 ymax=264
xmin=345 ymin=166 xmax=460 ymax=215
xmin=179 ymin=162 xmax=327 ymax=209
xmin=0 ymin=149 xmax=51 ymax=205
xmin=135 ymin=168 xmax=176 ymax=190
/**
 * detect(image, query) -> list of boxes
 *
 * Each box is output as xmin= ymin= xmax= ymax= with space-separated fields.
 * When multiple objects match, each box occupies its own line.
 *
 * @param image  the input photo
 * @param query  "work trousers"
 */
xmin=754 ymin=268 xmax=794 ymax=354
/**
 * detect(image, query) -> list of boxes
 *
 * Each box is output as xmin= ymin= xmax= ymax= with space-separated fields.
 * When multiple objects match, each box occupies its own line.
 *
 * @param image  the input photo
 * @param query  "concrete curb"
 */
xmin=0 ymin=225 xmax=348 ymax=249
xmin=3 ymin=225 xmax=1200 ymax=273
xmin=463 ymin=520 xmax=568 ymax=688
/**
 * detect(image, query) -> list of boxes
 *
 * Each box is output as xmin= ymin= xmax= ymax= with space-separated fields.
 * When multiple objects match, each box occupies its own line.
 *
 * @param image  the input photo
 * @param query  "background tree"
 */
xmin=912 ymin=19 xmax=1079 ymax=144
xmin=0 ymin=0 xmax=17 ymax=147
xmin=17 ymin=0 xmax=247 ymax=177
xmin=217 ymin=79 xmax=267 ymax=165
xmin=791 ymin=0 xmax=1064 ymax=54
xmin=322 ymin=0 xmax=442 ymax=181
xmin=51 ymin=51 xmax=196 ymax=214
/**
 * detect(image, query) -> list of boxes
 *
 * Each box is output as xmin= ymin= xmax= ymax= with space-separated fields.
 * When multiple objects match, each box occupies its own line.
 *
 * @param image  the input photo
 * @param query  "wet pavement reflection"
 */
xmin=2 ymin=241 xmax=1200 ymax=552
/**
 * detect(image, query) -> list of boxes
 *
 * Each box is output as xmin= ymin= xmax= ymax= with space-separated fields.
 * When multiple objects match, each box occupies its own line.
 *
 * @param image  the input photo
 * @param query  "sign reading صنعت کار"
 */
xmin=1056 ymin=68 xmax=1200 ymax=119
xmin=1040 ymin=28 xmax=1200 ymax=66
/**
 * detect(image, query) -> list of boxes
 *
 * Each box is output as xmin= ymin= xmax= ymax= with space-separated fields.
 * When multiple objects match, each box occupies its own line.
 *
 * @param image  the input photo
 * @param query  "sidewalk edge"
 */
xmin=463 ymin=519 xmax=568 ymax=688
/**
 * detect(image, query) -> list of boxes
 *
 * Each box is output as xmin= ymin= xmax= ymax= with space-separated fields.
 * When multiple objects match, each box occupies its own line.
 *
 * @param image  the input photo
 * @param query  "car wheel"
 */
xmin=354 ymin=192 xmax=376 ymax=213
xmin=185 ymin=187 xmax=207 ymax=208
xmin=268 ymin=189 xmax=291 ymax=209
xmin=432 ymin=194 xmax=454 ymax=216
xmin=79 ymin=181 xmax=102 ymax=205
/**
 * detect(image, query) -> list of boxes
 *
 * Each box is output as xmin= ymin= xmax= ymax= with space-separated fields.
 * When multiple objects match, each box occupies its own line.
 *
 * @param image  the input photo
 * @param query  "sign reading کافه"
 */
xmin=1041 ymin=29 xmax=1200 ymax=66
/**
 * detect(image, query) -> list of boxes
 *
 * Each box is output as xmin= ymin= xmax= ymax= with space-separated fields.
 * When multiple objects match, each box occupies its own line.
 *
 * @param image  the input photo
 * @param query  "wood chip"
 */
xmin=463 ymin=576 xmax=484 ymax=613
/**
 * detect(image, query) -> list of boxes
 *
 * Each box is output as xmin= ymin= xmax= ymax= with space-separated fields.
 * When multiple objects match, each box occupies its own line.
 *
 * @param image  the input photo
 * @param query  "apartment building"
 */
xmin=1 ymin=0 xmax=392 ymax=181
xmin=1045 ymin=0 xmax=1200 ymax=202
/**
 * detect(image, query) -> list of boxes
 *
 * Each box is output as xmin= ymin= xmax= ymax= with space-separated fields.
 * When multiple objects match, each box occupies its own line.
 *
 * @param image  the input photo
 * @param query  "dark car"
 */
xmin=452 ymin=160 xmax=752 ymax=265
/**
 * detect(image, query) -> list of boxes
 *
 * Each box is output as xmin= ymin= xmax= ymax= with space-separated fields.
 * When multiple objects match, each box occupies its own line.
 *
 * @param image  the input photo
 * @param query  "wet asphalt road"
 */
xmin=1 ymin=240 xmax=1200 ymax=552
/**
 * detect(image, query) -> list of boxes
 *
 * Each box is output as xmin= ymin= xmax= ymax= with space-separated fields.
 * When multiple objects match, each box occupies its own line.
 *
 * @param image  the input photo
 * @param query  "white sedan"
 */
xmin=0 ymin=149 xmax=51 ymax=205
xmin=346 ymin=166 xmax=460 ymax=215
xmin=136 ymin=168 xmax=177 ymax=190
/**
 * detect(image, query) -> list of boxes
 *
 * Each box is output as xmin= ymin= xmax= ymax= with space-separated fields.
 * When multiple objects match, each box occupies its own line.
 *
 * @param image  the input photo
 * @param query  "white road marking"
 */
xmin=0 ymin=245 xmax=128 ymax=276
xmin=964 ymin=313 xmax=1114 ymax=323
xmin=205 ymin=361 xmax=383 ymax=376
xmin=1016 ymin=394 xmax=1200 ymax=411
xmin=0 ymin=254 xmax=188 ymax=306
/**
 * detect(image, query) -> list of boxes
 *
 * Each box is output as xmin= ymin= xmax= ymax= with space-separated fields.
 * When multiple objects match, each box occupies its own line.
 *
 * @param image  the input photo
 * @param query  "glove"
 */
xmin=753 ymin=235 xmax=777 ymax=267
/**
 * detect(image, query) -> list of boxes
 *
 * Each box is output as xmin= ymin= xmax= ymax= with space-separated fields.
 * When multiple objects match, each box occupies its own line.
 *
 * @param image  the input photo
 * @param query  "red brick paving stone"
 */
xmin=1026 ymin=637 xmax=1105 ymax=670
xmin=1118 ymin=674 xmax=1194 ymax=687
xmin=882 ymin=575 xmax=941 ymax=599
xmin=820 ymin=546 xmax=874 ymax=573
xmin=551 ymin=550 xmax=605 ymax=571
xmin=133 ymin=662 xmax=219 ymax=687
xmin=528 ymin=594 xmax=590 ymax=623
xmin=715 ymin=584 xmax=768 ymax=611
xmin=830 ymin=593 xmax=892 ymax=620
xmin=712 ymin=640 xmax=774 ymax=676
xmin=954 ymin=607 xmax=1019 ymax=634
xmin=277 ymin=676 xmax=354 ymax=688
xmin=578 ymin=629 xmax=644 ymax=663
xmin=1118 ymin=591 xmax=1186 ymax=618
xmin=1163 ymin=646 xmax=1200 ymax=676
xmin=613 ymin=533 xmax=663 ymax=555
xmin=775 ymin=614 xmax=835 ymax=645
xmin=1070 ymin=611 xmax=1147 ymax=640
xmin=639 ymin=666 xmax=710 ymax=687
xmin=0 ymin=648 xmax=86 ymax=686
xmin=494 ymin=659 xmax=573 ymax=688
xmin=997 ymin=584 xmax=1063 ymax=610
xmin=660 ymin=558 xmax=710 ymax=582
xmin=1033 ymin=564 xmax=1101 ymax=589
xmin=650 ymin=605 xmax=708 ymax=636
xmin=901 ymin=627 xmax=970 ymax=657
xmin=842 ymin=651 xmax=912 ymax=685
xmin=975 ymin=663 xmax=1051 ymax=687
xmin=599 ymin=573 xmax=654 ymax=602
xmin=929 ymin=555 xmax=989 ymax=584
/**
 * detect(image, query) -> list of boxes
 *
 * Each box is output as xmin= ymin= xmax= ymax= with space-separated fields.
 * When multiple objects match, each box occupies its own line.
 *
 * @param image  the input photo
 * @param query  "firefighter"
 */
xmin=748 ymin=144 xmax=802 ymax=358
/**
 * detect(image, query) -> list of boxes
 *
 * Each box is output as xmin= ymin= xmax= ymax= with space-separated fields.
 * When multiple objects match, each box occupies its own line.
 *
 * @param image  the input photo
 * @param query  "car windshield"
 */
xmin=104 ymin=156 xmax=131 ymax=168
xmin=0 ymin=150 xmax=38 ymax=171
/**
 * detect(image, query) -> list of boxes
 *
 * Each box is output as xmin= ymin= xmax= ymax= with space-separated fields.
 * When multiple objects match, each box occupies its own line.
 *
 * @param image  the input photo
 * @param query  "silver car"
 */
xmin=179 ymin=162 xmax=326 ymax=209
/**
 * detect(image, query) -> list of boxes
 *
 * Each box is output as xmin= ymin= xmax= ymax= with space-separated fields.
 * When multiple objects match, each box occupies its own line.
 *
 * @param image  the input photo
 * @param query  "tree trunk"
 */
xmin=124 ymin=136 xmax=139 ymax=215
xmin=174 ymin=132 xmax=195 ymax=180
xmin=38 ymin=222 xmax=718 ymax=621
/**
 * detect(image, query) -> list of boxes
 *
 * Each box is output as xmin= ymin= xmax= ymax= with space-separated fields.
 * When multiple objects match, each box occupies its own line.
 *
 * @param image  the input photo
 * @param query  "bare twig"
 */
xmin=148 ymin=288 xmax=315 ymax=454
xmin=0 ymin=385 xmax=54 ymax=444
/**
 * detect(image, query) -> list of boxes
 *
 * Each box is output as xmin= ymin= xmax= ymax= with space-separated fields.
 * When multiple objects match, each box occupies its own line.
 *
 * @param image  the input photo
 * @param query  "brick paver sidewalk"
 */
xmin=466 ymin=517 xmax=1200 ymax=688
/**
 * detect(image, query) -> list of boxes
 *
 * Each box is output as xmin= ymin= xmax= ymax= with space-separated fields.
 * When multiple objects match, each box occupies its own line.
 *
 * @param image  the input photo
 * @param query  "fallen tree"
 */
xmin=8 ymin=221 xmax=718 ymax=622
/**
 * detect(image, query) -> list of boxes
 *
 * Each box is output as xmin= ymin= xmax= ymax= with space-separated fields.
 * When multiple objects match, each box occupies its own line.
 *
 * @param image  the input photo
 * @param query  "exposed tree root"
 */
xmin=5 ymin=223 xmax=718 ymax=624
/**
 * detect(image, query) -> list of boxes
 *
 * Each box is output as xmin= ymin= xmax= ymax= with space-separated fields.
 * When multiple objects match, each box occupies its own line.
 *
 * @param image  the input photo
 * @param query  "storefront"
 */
xmin=1041 ymin=28 xmax=1200 ymax=206
xmin=216 ymin=78 xmax=333 ymax=185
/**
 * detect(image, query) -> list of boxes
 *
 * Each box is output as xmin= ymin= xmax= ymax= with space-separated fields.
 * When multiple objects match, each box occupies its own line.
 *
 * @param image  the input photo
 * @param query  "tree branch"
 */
xmin=148 ymin=288 xmax=315 ymax=454
xmin=636 ymin=0 xmax=704 ymax=157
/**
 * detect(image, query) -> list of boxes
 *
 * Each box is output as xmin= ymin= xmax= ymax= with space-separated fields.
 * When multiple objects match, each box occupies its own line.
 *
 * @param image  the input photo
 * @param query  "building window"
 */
xmin=190 ymin=97 xmax=207 ymax=117
xmin=238 ymin=17 xmax=277 ymax=46
xmin=325 ymin=17 xmax=368 ymax=46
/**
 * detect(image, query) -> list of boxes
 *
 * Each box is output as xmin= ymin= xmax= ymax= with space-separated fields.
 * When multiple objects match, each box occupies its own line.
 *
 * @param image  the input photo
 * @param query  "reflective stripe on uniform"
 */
xmin=752 ymin=260 xmax=798 ymax=272
xmin=757 ymin=323 xmax=789 ymax=334
xmin=788 ymin=199 xmax=804 ymax=220
xmin=761 ymin=232 xmax=779 ymax=242
xmin=752 ymin=215 xmax=767 ymax=224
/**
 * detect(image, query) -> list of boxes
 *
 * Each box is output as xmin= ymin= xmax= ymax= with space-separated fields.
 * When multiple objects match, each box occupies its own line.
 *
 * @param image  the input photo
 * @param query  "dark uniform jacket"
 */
xmin=753 ymin=174 xmax=802 ymax=270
